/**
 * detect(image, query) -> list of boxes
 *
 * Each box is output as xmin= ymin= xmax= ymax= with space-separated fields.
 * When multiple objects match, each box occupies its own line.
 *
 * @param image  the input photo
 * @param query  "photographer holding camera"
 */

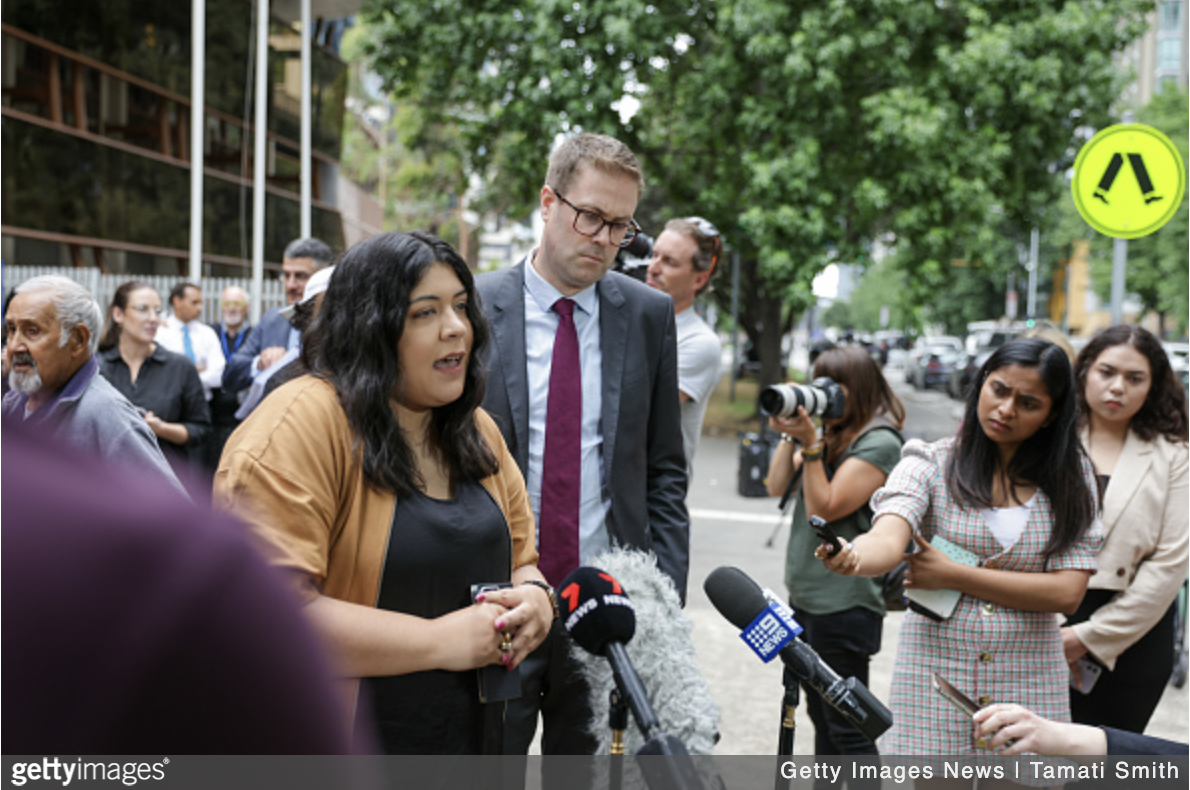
xmin=763 ymin=345 xmax=905 ymax=768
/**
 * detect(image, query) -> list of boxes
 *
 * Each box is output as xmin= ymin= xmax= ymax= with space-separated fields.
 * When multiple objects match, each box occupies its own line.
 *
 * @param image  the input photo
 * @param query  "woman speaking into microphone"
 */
xmin=215 ymin=232 xmax=554 ymax=754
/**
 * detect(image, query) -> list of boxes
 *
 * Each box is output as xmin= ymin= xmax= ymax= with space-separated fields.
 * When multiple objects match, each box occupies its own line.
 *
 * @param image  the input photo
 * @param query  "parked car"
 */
xmin=964 ymin=326 xmax=1026 ymax=356
xmin=905 ymin=337 xmax=964 ymax=390
xmin=947 ymin=346 xmax=996 ymax=400
xmin=1164 ymin=342 xmax=1189 ymax=394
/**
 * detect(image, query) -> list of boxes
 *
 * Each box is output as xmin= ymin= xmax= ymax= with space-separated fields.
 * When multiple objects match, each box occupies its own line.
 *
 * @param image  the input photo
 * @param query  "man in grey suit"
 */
xmin=475 ymin=133 xmax=689 ymax=760
xmin=222 ymin=237 xmax=333 ymax=395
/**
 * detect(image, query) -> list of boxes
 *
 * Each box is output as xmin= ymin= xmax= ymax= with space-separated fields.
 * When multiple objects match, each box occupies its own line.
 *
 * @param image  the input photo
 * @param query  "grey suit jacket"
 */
xmin=1073 ymin=427 xmax=1189 ymax=669
xmin=476 ymin=261 xmax=691 ymax=600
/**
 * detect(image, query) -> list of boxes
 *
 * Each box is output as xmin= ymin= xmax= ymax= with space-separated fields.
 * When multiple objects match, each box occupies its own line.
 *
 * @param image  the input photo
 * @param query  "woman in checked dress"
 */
xmin=820 ymin=338 xmax=1102 ymax=754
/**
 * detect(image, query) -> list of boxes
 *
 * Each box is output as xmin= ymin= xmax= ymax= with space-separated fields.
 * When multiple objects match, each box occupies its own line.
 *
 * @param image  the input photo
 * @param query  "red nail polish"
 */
xmin=495 ymin=619 xmax=505 ymax=630
xmin=475 ymin=593 xmax=486 ymax=602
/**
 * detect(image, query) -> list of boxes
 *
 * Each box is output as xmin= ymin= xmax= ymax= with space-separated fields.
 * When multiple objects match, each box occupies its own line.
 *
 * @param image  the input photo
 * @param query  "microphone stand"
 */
xmin=609 ymin=689 xmax=627 ymax=790
xmin=774 ymin=666 xmax=799 ymax=790
xmin=605 ymin=642 xmax=706 ymax=790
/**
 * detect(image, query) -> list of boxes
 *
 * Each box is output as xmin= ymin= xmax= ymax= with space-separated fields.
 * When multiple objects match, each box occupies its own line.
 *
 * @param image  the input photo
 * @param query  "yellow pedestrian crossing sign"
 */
xmin=1072 ymin=124 xmax=1185 ymax=239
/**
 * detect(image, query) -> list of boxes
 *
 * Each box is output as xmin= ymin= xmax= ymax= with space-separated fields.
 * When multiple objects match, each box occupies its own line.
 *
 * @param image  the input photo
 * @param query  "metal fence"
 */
xmin=3 ymin=267 xmax=287 ymax=325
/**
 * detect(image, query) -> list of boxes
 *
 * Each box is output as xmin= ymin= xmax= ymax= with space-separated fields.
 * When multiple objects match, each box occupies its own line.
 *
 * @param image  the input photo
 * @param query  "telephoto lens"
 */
xmin=758 ymin=377 xmax=846 ymax=420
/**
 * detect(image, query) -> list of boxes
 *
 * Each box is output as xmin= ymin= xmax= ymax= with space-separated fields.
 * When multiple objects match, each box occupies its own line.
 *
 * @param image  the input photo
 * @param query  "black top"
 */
xmin=362 ymin=478 xmax=511 ymax=755
xmin=98 ymin=344 xmax=211 ymax=474
xmin=209 ymin=322 xmax=252 ymax=426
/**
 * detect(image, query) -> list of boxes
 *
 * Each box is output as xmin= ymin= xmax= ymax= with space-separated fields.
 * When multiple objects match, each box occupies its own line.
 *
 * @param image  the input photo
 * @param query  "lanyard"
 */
xmin=220 ymin=326 xmax=246 ymax=360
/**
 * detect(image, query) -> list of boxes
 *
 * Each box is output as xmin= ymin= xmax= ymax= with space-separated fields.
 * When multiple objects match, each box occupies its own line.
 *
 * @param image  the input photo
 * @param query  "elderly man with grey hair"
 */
xmin=3 ymin=275 xmax=184 ymax=495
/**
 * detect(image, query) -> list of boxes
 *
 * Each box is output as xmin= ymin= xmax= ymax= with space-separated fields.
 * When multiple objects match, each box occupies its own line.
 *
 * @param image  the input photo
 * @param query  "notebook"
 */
xmin=904 ymin=534 xmax=981 ymax=620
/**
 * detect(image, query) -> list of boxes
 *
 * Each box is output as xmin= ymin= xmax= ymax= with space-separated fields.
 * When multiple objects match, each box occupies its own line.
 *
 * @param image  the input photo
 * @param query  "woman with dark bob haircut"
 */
xmin=820 ymin=337 xmax=1102 ymax=754
xmin=215 ymin=231 xmax=553 ymax=754
xmin=1062 ymin=325 xmax=1188 ymax=733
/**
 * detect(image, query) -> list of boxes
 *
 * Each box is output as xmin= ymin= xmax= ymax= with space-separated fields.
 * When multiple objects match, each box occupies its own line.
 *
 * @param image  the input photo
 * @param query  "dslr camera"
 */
xmin=759 ymin=377 xmax=845 ymax=420
xmin=613 ymin=230 xmax=654 ymax=282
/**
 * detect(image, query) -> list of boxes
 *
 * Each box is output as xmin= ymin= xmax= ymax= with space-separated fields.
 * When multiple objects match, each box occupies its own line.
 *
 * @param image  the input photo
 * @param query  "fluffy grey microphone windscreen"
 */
xmin=567 ymin=547 xmax=721 ymax=755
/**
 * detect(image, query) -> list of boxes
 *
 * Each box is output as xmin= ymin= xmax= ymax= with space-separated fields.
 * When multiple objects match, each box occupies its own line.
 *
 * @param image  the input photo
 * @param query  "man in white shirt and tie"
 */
xmin=158 ymin=282 xmax=224 ymax=402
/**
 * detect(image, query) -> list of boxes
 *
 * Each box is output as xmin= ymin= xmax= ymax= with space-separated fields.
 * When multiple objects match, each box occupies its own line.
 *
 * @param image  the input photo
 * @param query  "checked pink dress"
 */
xmin=873 ymin=438 xmax=1102 ymax=754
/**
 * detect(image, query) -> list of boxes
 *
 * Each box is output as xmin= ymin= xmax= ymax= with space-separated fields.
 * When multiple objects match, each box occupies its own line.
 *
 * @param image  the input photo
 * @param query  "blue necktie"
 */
xmin=181 ymin=324 xmax=195 ymax=362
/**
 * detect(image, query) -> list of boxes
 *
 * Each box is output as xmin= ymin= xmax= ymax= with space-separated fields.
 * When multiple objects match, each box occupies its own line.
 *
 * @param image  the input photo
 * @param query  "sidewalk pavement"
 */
xmin=685 ymin=434 xmax=1189 ymax=755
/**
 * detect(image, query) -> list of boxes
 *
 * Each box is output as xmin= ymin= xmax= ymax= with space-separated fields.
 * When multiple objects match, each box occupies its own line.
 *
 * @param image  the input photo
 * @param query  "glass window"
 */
xmin=3 ymin=118 xmax=343 ymax=265
xmin=1157 ymin=38 xmax=1183 ymax=71
xmin=1160 ymin=2 xmax=1183 ymax=32
xmin=6 ymin=0 xmax=346 ymax=161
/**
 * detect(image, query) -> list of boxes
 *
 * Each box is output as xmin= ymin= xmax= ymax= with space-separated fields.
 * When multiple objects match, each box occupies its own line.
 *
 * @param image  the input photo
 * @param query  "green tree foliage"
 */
xmin=844 ymin=260 xmax=912 ymax=332
xmin=360 ymin=0 xmax=1153 ymax=380
xmin=339 ymin=24 xmax=475 ymax=250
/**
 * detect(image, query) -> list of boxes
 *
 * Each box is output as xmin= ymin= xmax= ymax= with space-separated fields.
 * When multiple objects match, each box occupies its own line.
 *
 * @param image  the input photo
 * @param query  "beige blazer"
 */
xmin=1073 ymin=428 xmax=1189 ymax=670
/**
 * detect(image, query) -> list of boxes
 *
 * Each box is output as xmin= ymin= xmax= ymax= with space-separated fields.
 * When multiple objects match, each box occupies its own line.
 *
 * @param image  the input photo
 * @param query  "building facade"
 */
xmin=2 ymin=0 xmax=367 ymax=280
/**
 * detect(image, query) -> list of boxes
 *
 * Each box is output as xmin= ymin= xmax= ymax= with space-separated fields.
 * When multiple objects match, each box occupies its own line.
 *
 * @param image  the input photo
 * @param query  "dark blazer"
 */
xmin=476 ymin=261 xmax=691 ymax=600
xmin=223 ymin=307 xmax=293 ymax=393
xmin=1104 ymin=725 xmax=1188 ymax=755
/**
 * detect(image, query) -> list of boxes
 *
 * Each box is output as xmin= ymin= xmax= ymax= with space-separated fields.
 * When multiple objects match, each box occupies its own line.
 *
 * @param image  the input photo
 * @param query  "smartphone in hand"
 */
xmin=930 ymin=672 xmax=979 ymax=719
xmin=809 ymin=515 xmax=843 ymax=556
xmin=471 ymin=582 xmax=522 ymax=703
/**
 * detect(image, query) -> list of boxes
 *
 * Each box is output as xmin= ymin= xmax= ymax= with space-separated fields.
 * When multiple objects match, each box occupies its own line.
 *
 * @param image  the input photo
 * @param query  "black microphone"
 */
xmin=559 ymin=566 xmax=708 ymax=790
xmin=703 ymin=565 xmax=893 ymax=743
xmin=559 ymin=566 xmax=662 ymax=740
xmin=564 ymin=549 xmax=720 ymax=756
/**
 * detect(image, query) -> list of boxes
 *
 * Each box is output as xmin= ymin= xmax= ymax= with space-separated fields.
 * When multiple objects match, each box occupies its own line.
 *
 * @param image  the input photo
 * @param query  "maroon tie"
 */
xmin=539 ymin=297 xmax=582 ymax=586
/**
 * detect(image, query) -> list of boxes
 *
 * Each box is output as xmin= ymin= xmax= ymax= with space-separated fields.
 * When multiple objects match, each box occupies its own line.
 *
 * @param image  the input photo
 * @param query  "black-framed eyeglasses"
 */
xmin=551 ymin=187 xmax=641 ymax=248
xmin=685 ymin=216 xmax=722 ymax=270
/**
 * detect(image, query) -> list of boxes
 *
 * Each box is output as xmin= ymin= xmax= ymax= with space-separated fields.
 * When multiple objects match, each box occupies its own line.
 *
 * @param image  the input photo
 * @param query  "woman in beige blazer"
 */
xmin=1062 ymin=325 xmax=1189 ymax=732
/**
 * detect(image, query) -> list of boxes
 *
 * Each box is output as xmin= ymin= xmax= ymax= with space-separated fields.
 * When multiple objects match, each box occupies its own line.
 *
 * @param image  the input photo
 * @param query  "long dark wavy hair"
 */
xmin=98 ymin=280 xmax=156 ymax=352
xmin=301 ymin=231 xmax=497 ymax=495
xmin=812 ymin=346 xmax=905 ymax=466
xmin=1075 ymin=325 xmax=1189 ymax=443
xmin=946 ymin=337 xmax=1096 ymax=559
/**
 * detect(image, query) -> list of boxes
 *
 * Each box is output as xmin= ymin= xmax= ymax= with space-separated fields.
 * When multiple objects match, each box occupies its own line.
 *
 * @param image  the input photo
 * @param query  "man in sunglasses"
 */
xmin=646 ymin=218 xmax=724 ymax=472
xmin=476 ymin=133 xmax=689 ymax=764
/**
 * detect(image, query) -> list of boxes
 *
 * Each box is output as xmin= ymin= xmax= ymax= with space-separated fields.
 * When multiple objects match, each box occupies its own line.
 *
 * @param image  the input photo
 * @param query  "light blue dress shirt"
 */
xmin=523 ymin=257 xmax=610 ymax=567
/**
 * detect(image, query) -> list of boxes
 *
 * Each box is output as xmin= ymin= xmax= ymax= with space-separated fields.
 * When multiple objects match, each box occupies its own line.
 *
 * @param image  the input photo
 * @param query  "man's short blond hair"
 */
xmin=545 ymin=133 xmax=644 ymax=197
